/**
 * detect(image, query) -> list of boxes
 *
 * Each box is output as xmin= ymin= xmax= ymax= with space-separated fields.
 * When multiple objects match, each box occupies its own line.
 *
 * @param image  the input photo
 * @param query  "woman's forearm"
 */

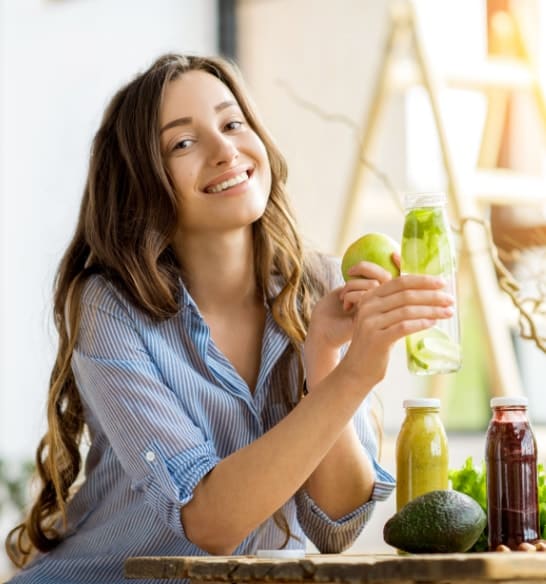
xmin=180 ymin=363 xmax=371 ymax=555
xmin=303 ymin=423 xmax=375 ymax=520
xmin=302 ymin=341 xmax=375 ymax=520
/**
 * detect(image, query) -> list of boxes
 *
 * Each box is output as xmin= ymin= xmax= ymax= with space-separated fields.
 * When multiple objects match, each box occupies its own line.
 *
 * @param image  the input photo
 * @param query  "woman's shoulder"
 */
xmin=79 ymin=274 xmax=137 ymax=322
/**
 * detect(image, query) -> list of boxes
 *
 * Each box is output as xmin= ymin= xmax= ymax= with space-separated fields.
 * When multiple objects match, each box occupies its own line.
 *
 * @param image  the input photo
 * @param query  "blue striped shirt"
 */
xmin=9 ymin=263 xmax=394 ymax=584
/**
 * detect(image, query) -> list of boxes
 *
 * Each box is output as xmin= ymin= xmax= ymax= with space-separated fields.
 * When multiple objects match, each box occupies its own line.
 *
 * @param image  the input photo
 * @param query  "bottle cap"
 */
xmin=404 ymin=192 xmax=446 ymax=209
xmin=490 ymin=396 xmax=528 ymax=408
xmin=256 ymin=550 xmax=305 ymax=559
xmin=403 ymin=398 xmax=441 ymax=408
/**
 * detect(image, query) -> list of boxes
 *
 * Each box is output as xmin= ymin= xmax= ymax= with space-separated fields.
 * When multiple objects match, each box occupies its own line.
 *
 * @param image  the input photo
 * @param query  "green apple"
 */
xmin=341 ymin=232 xmax=400 ymax=281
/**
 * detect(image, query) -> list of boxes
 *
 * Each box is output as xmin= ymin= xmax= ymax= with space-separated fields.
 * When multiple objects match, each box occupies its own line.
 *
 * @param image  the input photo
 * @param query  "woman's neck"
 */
xmin=174 ymin=227 xmax=260 ymax=313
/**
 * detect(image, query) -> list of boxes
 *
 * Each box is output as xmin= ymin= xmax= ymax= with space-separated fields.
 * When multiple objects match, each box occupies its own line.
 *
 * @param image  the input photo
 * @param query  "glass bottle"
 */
xmin=486 ymin=396 xmax=539 ymax=550
xmin=395 ymin=398 xmax=449 ymax=511
xmin=401 ymin=192 xmax=462 ymax=375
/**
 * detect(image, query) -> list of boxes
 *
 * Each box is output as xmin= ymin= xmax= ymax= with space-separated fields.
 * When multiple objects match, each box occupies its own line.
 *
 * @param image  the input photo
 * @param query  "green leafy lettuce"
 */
xmin=449 ymin=457 xmax=488 ymax=551
xmin=449 ymin=457 xmax=546 ymax=552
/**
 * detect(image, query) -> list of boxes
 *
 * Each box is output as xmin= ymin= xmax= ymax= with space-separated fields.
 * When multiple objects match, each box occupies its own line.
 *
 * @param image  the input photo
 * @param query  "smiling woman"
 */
xmin=3 ymin=53 xmax=458 ymax=584
xmin=159 ymin=70 xmax=271 ymax=236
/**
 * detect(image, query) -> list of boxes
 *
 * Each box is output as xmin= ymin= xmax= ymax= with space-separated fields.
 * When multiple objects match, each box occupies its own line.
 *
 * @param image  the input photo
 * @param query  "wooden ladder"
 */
xmin=336 ymin=0 xmax=546 ymax=397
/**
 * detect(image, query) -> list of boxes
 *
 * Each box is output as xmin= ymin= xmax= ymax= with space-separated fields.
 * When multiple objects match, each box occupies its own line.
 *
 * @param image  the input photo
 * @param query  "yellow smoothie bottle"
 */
xmin=396 ymin=398 xmax=449 ymax=511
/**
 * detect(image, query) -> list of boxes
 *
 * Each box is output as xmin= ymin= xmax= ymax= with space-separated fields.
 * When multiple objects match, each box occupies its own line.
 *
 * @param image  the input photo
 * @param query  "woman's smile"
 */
xmin=203 ymin=167 xmax=254 ymax=194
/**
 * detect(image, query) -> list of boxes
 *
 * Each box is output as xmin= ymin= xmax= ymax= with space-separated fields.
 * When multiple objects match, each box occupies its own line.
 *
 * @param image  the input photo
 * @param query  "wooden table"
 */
xmin=125 ymin=553 xmax=546 ymax=583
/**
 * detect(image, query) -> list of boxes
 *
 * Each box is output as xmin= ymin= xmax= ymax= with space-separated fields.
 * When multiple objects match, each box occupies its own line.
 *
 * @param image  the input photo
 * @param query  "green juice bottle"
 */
xmin=401 ymin=192 xmax=462 ymax=375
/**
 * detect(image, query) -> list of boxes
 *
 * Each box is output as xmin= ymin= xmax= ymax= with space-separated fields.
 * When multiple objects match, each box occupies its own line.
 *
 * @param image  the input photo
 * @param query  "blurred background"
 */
xmin=1 ymin=0 xmax=545 ymax=577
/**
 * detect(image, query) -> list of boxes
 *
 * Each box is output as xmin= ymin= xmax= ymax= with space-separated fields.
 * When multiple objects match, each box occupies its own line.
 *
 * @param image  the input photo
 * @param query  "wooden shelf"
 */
xmin=388 ymin=56 xmax=538 ymax=93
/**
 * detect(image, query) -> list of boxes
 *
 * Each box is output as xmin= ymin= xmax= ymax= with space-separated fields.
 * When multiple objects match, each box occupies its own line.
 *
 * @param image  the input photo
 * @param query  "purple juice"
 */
xmin=485 ymin=397 xmax=539 ymax=550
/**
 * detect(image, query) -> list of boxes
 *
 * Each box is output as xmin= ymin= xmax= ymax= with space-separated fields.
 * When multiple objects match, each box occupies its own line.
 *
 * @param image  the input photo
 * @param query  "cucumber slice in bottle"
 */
xmin=408 ymin=351 xmax=430 ymax=372
xmin=406 ymin=332 xmax=430 ymax=372
xmin=401 ymin=237 xmax=429 ymax=273
xmin=416 ymin=336 xmax=461 ymax=364
xmin=406 ymin=327 xmax=461 ymax=373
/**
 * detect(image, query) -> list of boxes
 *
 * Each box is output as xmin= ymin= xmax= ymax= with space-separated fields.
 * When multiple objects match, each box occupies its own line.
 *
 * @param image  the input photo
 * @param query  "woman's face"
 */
xmin=159 ymin=70 xmax=272 ymax=235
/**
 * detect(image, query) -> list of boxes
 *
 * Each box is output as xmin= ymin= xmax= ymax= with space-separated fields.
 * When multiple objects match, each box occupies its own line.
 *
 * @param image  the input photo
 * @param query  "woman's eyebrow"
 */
xmin=215 ymin=99 xmax=237 ymax=113
xmin=160 ymin=100 xmax=238 ymax=135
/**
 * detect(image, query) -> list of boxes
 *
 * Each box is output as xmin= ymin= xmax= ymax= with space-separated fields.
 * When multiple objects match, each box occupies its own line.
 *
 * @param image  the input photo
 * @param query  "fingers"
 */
xmin=360 ymin=300 xmax=454 ymax=349
xmin=366 ymin=318 xmax=439 ymax=347
xmin=365 ymin=274 xmax=453 ymax=316
xmin=351 ymin=289 xmax=454 ymax=328
xmin=339 ymin=279 xmax=380 ymax=311
xmin=372 ymin=288 xmax=454 ymax=317
xmin=339 ymin=273 xmax=448 ymax=310
xmin=374 ymin=273 xmax=447 ymax=297
xmin=345 ymin=261 xmax=394 ymax=284
xmin=337 ymin=270 xmax=454 ymax=349
xmin=367 ymin=304 xmax=454 ymax=332
xmin=339 ymin=273 xmax=454 ymax=332
xmin=340 ymin=278 xmax=380 ymax=296
xmin=341 ymin=290 xmax=367 ymax=312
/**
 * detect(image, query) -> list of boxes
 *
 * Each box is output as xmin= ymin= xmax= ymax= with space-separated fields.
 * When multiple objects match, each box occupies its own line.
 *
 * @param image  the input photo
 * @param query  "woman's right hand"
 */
xmin=339 ymin=273 xmax=454 ymax=389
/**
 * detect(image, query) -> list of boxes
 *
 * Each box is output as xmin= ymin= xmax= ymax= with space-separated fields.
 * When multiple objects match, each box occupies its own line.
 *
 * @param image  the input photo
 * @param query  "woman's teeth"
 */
xmin=206 ymin=171 xmax=248 ymax=193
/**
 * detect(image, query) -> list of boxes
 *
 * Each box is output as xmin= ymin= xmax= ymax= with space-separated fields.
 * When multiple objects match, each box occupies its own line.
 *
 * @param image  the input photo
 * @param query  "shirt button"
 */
xmin=145 ymin=451 xmax=156 ymax=462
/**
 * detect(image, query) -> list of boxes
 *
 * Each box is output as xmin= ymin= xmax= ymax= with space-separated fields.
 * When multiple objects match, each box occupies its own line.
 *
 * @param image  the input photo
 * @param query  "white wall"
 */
xmin=237 ymin=0 xmax=488 ymax=253
xmin=0 ymin=1 xmax=218 ymax=574
xmin=0 ymin=0 xmax=6 ymax=453
xmin=0 ymin=0 xmax=217 ymax=462
xmin=237 ymin=0 xmax=403 ymax=257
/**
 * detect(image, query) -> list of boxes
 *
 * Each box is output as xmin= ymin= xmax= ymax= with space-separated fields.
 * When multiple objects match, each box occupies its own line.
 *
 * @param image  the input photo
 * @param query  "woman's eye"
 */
xmin=174 ymin=138 xmax=193 ymax=150
xmin=225 ymin=120 xmax=243 ymax=131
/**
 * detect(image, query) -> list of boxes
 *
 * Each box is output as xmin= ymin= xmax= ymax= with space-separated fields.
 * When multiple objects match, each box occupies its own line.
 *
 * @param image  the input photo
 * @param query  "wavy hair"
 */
xmin=6 ymin=54 xmax=330 ymax=566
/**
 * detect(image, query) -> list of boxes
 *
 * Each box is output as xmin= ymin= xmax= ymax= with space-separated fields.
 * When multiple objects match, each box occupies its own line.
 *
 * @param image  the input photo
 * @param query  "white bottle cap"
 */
xmin=256 ymin=549 xmax=305 ymax=559
xmin=404 ymin=192 xmax=446 ymax=209
xmin=403 ymin=398 xmax=441 ymax=408
xmin=490 ymin=396 xmax=528 ymax=408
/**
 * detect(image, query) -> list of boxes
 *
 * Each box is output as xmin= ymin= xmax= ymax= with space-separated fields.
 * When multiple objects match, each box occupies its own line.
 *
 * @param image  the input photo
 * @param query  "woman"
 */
xmin=5 ymin=54 xmax=454 ymax=583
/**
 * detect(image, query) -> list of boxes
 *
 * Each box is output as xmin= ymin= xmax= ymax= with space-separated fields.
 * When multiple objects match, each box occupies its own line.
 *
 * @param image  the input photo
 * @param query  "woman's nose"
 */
xmin=208 ymin=133 xmax=238 ymax=166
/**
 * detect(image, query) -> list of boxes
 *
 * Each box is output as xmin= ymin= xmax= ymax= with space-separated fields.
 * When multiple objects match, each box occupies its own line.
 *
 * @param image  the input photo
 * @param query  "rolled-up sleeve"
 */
xmin=295 ymin=396 xmax=395 ymax=552
xmin=72 ymin=280 xmax=220 ymax=538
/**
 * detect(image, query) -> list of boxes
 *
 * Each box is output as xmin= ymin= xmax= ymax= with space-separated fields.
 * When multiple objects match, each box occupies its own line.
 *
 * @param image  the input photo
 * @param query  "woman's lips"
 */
xmin=204 ymin=167 xmax=254 ymax=194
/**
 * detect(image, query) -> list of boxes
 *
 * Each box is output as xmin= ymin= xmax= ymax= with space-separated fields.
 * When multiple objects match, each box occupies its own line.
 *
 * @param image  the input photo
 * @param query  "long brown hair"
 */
xmin=6 ymin=54 xmax=328 ymax=567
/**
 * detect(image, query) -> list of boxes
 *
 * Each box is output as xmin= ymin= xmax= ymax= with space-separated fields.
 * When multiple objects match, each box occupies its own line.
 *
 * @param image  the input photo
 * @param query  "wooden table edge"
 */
xmin=124 ymin=552 xmax=546 ymax=582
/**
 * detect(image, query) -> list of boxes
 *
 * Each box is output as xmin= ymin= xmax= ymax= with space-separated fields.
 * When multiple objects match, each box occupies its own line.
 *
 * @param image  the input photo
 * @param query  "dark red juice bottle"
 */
xmin=486 ymin=396 xmax=539 ymax=550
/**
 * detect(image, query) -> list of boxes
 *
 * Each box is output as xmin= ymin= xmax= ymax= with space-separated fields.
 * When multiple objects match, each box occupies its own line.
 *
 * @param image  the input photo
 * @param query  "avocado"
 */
xmin=383 ymin=489 xmax=486 ymax=553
